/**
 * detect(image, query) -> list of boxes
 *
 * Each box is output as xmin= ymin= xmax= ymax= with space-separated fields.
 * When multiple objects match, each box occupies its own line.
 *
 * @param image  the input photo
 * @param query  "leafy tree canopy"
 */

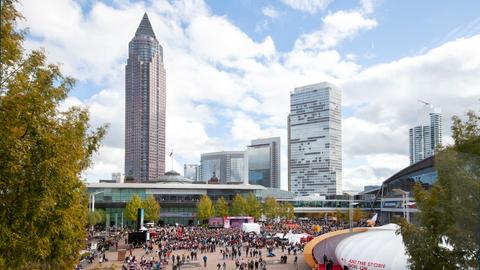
xmin=142 ymin=195 xmax=160 ymax=223
xmin=215 ymin=197 xmax=229 ymax=218
xmin=400 ymin=109 xmax=480 ymax=270
xmin=0 ymin=1 xmax=107 ymax=269
xmin=197 ymin=195 xmax=214 ymax=223
xmin=125 ymin=194 xmax=143 ymax=222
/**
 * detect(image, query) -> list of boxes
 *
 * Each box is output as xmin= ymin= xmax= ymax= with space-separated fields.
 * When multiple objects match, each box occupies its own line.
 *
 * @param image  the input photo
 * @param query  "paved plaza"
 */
xmin=84 ymin=245 xmax=310 ymax=270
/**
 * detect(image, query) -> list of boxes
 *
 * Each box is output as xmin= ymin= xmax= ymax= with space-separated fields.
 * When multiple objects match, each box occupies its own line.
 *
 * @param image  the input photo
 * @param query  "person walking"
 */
xmin=203 ymin=255 xmax=208 ymax=267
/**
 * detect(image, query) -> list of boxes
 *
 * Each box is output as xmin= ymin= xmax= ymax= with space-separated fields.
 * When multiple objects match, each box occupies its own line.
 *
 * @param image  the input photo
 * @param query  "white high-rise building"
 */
xmin=183 ymin=164 xmax=199 ymax=181
xmin=409 ymin=109 xmax=442 ymax=164
xmin=288 ymin=82 xmax=342 ymax=196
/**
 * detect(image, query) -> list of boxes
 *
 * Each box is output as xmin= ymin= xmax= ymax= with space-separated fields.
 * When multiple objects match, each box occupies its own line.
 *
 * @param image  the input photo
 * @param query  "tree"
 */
xmin=399 ymin=109 xmax=480 ymax=270
xmin=278 ymin=202 xmax=295 ymax=220
xmin=197 ymin=195 xmax=214 ymax=224
xmin=88 ymin=209 xmax=106 ymax=226
xmin=230 ymin=193 xmax=247 ymax=216
xmin=215 ymin=197 xmax=229 ymax=217
xmin=245 ymin=192 xmax=262 ymax=219
xmin=142 ymin=195 xmax=160 ymax=223
xmin=263 ymin=196 xmax=279 ymax=221
xmin=0 ymin=1 xmax=107 ymax=269
xmin=352 ymin=208 xmax=363 ymax=222
xmin=125 ymin=194 xmax=143 ymax=222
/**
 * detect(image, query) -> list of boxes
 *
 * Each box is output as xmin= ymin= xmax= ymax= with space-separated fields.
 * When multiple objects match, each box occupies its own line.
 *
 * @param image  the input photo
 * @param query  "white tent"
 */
xmin=275 ymin=232 xmax=309 ymax=244
xmin=334 ymin=224 xmax=408 ymax=270
xmin=242 ymin=223 xmax=261 ymax=234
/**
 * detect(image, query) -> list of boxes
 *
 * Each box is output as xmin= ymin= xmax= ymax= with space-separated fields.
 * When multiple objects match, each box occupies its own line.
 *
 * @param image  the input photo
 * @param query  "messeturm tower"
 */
xmin=125 ymin=13 xmax=166 ymax=182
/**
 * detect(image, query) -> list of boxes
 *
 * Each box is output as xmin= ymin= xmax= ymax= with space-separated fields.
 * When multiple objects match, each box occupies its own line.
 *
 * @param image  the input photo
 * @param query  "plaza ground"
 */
xmin=84 ymin=245 xmax=311 ymax=270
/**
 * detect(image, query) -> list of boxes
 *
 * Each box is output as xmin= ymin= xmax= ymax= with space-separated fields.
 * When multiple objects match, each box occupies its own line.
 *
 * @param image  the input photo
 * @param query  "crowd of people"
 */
xmin=79 ymin=218 xmax=369 ymax=270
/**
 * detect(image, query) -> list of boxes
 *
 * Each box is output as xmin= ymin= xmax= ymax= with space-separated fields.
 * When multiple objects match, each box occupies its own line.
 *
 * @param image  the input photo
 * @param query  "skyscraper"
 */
xmin=246 ymin=137 xmax=281 ymax=188
xmin=288 ymin=82 xmax=342 ymax=196
xmin=125 ymin=13 xmax=166 ymax=182
xmin=184 ymin=164 xmax=199 ymax=181
xmin=200 ymin=151 xmax=245 ymax=183
xmin=409 ymin=109 xmax=442 ymax=164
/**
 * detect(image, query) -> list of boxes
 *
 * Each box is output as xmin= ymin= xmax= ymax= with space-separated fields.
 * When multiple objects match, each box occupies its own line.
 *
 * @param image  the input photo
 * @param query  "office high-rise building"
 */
xmin=184 ymin=164 xmax=199 ymax=181
xmin=288 ymin=82 xmax=342 ymax=196
xmin=409 ymin=110 xmax=442 ymax=164
xmin=246 ymin=137 xmax=281 ymax=188
xmin=125 ymin=13 xmax=166 ymax=182
xmin=200 ymin=151 xmax=245 ymax=183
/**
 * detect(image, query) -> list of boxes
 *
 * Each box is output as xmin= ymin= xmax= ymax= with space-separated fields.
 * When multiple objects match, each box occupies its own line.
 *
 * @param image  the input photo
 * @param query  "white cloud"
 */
xmin=281 ymin=0 xmax=333 ymax=14
xmin=295 ymin=10 xmax=377 ymax=50
xmin=18 ymin=0 xmax=480 ymax=192
xmin=262 ymin=6 xmax=279 ymax=19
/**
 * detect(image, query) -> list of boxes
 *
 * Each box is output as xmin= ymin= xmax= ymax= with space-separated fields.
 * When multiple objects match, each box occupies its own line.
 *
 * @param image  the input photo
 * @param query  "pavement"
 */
xmin=84 ymin=245 xmax=311 ymax=270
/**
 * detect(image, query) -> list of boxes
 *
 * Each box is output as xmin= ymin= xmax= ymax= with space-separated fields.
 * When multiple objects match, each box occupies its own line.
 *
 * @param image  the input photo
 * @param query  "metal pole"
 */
xmin=349 ymin=194 xmax=353 ymax=232
xmin=121 ymin=212 xmax=124 ymax=228
xmin=405 ymin=193 xmax=410 ymax=223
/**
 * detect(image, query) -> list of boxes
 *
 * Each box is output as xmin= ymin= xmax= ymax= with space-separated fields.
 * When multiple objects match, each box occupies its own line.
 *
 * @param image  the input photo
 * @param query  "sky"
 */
xmin=17 ymin=0 xmax=480 ymax=191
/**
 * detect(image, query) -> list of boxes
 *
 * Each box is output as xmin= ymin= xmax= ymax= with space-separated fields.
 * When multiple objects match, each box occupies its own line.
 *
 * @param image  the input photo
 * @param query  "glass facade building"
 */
xmin=200 ymin=151 xmax=245 ymax=183
xmin=246 ymin=137 xmax=280 ymax=188
xmin=409 ymin=109 xmax=442 ymax=164
xmin=183 ymin=164 xmax=199 ymax=181
xmin=125 ymin=13 xmax=166 ymax=182
xmin=88 ymin=180 xmax=265 ymax=226
xmin=288 ymin=82 xmax=342 ymax=196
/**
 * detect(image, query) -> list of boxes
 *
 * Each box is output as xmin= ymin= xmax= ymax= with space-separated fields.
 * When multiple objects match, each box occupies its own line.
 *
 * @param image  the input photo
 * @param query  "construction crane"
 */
xmin=418 ymin=99 xmax=429 ymax=106
xmin=418 ymin=99 xmax=433 ymax=109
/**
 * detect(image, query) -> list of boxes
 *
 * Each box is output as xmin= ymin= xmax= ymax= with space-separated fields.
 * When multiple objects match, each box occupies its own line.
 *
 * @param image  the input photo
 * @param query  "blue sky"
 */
xmin=18 ymin=0 xmax=480 ymax=191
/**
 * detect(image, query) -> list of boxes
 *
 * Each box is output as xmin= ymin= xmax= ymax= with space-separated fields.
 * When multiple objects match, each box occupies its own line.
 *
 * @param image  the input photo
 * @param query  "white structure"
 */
xmin=409 ymin=108 xmax=442 ymax=164
xmin=335 ymin=224 xmax=408 ymax=270
xmin=183 ymin=164 xmax=199 ymax=181
xmin=112 ymin=172 xmax=122 ymax=183
xmin=246 ymin=137 xmax=281 ymax=188
xmin=288 ymin=82 xmax=342 ymax=196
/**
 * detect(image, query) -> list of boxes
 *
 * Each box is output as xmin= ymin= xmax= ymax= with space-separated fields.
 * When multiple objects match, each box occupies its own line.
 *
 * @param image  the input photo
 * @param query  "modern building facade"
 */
xmin=246 ymin=137 xmax=281 ymax=188
xmin=200 ymin=151 xmax=245 ymax=184
xmin=87 ymin=173 xmax=266 ymax=226
xmin=409 ymin=109 xmax=442 ymax=164
xmin=184 ymin=164 xmax=199 ymax=181
xmin=125 ymin=13 xmax=166 ymax=182
xmin=288 ymin=82 xmax=342 ymax=196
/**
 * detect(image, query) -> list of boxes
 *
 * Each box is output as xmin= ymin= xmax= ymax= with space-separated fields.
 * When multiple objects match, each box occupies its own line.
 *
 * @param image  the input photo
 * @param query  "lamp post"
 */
xmin=393 ymin=189 xmax=409 ymax=223
xmin=344 ymin=191 xmax=357 ymax=232
xmin=90 ymin=191 xmax=104 ymax=212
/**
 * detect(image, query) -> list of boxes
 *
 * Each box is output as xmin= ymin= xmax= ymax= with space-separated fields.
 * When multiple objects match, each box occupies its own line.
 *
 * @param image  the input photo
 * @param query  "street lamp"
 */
xmin=90 ymin=191 xmax=104 ymax=212
xmin=344 ymin=191 xmax=358 ymax=232
xmin=393 ymin=189 xmax=410 ymax=223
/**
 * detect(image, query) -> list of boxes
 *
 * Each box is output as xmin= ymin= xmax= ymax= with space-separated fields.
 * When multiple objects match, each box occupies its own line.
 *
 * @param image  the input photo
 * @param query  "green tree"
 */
xmin=215 ymin=197 xmax=229 ymax=217
xmin=142 ymin=195 xmax=160 ymax=223
xmin=399 ymin=109 xmax=480 ymax=270
xmin=0 ymin=1 xmax=107 ymax=268
xmin=278 ymin=202 xmax=295 ymax=220
xmin=230 ymin=193 xmax=247 ymax=216
xmin=197 ymin=195 xmax=214 ymax=224
xmin=263 ymin=196 xmax=279 ymax=221
xmin=245 ymin=192 xmax=262 ymax=219
xmin=125 ymin=194 xmax=143 ymax=222
xmin=88 ymin=209 xmax=106 ymax=226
